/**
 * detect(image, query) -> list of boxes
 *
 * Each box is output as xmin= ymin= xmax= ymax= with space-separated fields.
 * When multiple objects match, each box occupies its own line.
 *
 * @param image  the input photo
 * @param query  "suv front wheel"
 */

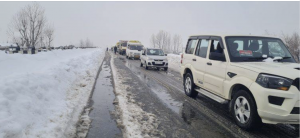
xmin=231 ymin=90 xmax=261 ymax=130
xmin=184 ymin=73 xmax=198 ymax=98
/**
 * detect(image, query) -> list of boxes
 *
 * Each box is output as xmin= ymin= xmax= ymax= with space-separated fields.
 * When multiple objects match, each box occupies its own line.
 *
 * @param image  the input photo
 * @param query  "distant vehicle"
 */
xmin=181 ymin=34 xmax=299 ymax=130
xmin=118 ymin=40 xmax=127 ymax=55
xmin=126 ymin=40 xmax=144 ymax=59
xmin=140 ymin=48 xmax=168 ymax=70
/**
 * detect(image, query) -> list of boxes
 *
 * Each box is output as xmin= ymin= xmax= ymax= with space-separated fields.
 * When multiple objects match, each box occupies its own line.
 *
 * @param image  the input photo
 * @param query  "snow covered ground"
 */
xmin=0 ymin=49 xmax=104 ymax=137
xmin=167 ymin=54 xmax=181 ymax=73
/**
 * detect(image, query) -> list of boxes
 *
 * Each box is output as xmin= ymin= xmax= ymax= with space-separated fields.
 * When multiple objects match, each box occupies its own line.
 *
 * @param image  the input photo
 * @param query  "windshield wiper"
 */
xmin=273 ymin=57 xmax=291 ymax=61
xmin=243 ymin=57 xmax=267 ymax=61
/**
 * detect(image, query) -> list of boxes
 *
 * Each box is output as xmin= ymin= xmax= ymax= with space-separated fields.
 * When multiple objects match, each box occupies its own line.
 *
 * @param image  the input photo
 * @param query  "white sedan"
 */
xmin=140 ymin=48 xmax=168 ymax=70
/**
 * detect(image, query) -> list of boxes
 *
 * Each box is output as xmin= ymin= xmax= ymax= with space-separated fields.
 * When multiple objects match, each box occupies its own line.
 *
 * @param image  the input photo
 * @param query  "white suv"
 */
xmin=181 ymin=35 xmax=299 ymax=129
xmin=140 ymin=48 xmax=168 ymax=70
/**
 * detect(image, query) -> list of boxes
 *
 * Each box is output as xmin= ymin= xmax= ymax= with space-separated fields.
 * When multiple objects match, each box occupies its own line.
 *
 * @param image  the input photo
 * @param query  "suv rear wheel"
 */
xmin=231 ymin=90 xmax=261 ymax=130
xmin=184 ymin=73 xmax=198 ymax=98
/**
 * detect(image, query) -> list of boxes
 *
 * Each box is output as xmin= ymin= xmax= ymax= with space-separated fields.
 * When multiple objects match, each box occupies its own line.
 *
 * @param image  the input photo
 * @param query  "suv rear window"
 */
xmin=185 ymin=39 xmax=197 ymax=54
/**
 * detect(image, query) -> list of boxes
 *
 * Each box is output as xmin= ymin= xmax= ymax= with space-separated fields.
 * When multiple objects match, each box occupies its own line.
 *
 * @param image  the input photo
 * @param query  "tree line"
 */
xmin=7 ymin=2 xmax=54 ymax=48
xmin=150 ymin=30 xmax=183 ymax=54
xmin=79 ymin=38 xmax=94 ymax=48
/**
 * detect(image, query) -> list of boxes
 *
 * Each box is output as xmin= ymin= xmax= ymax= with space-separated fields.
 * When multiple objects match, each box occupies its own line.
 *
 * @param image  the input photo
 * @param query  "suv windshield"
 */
xmin=225 ymin=36 xmax=295 ymax=63
xmin=128 ymin=45 xmax=143 ymax=50
xmin=147 ymin=49 xmax=164 ymax=56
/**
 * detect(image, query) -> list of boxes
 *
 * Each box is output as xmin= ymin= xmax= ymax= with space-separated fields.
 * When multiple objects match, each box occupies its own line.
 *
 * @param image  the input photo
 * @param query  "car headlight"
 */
xmin=256 ymin=74 xmax=293 ymax=91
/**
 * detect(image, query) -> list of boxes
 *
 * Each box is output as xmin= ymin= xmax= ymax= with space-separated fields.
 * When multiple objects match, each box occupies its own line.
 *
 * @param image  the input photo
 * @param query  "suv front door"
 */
xmin=204 ymin=37 xmax=228 ymax=97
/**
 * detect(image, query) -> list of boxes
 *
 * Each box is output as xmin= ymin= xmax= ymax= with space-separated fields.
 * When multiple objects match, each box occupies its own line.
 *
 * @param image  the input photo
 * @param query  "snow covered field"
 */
xmin=167 ymin=54 xmax=181 ymax=73
xmin=0 ymin=49 xmax=104 ymax=137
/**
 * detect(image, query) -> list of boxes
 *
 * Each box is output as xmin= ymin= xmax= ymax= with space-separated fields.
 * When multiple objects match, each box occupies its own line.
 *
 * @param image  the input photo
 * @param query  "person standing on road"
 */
xmin=114 ymin=46 xmax=117 ymax=54
xmin=106 ymin=47 xmax=108 ymax=51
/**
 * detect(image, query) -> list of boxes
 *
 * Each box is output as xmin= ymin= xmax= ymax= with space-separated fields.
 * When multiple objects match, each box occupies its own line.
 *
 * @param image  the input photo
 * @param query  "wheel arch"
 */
xmin=229 ymin=84 xmax=258 ymax=110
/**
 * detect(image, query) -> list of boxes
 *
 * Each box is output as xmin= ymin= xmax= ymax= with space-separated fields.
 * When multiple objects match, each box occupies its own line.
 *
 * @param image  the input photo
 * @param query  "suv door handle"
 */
xmin=192 ymin=59 xmax=197 ymax=61
xmin=207 ymin=62 xmax=212 ymax=65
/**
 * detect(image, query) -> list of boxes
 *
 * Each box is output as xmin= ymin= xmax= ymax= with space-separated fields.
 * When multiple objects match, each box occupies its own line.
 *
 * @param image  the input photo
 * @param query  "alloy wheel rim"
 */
xmin=185 ymin=77 xmax=191 ymax=93
xmin=234 ymin=96 xmax=251 ymax=124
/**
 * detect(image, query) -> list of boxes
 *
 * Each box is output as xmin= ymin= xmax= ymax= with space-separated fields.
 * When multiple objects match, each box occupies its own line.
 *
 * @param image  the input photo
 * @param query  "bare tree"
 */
xmin=282 ymin=32 xmax=300 ymax=62
xmin=150 ymin=30 xmax=182 ymax=53
xmin=43 ymin=25 xmax=54 ymax=48
xmin=79 ymin=39 xmax=85 ymax=48
xmin=7 ymin=2 xmax=47 ymax=48
xmin=150 ymin=34 xmax=156 ymax=48
xmin=85 ymin=38 xmax=92 ymax=48
xmin=172 ymin=34 xmax=183 ymax=53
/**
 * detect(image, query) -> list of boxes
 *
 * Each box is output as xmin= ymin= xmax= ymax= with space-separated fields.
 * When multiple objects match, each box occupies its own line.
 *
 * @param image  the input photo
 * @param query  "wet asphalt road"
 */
xmin=86 ymin=52 xmax=299 ymax=138
xmin=87 ymin=52 xmax=122 ymax=138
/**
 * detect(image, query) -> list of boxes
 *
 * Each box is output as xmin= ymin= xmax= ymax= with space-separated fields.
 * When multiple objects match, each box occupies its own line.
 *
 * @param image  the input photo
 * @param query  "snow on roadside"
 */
xmin=167 ymin=54 xmax=181 ymax=73
xmin=0 ymin=49 xmax=104 ymax=137
xmin=110 ymin=53 xmax=163 ymax=138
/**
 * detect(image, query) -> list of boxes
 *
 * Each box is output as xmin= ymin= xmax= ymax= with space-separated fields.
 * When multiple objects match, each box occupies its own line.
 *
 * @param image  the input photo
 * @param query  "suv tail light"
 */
xmin=181 ymin=54 xmax=183 ymax=64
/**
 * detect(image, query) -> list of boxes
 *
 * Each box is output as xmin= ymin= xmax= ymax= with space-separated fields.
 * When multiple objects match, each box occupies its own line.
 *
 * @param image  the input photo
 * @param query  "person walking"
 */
xmin=106 ymin=47 xmax=108 ymax=51
xmin=114 ymin=46 xmax=117 ymax=54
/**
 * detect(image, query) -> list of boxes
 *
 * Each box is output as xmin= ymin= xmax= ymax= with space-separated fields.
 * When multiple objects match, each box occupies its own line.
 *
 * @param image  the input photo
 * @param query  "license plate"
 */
xmin=155 ymin=61 xmax=163 ymax=64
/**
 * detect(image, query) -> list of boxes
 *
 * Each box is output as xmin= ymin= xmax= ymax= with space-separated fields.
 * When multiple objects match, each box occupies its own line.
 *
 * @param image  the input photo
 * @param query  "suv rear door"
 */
xmin=193 ymin=36 xmax=210 ymax=87
xmin=204 ymin=37 xmax=228 ymax=97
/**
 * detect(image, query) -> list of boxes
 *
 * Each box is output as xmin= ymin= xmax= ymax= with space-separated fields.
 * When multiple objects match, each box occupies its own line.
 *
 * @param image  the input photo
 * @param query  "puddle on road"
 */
xmin=124 ymin=60 xmax=182 ymax=114
xmin=87 ymin=61 xmax=121 ymax=138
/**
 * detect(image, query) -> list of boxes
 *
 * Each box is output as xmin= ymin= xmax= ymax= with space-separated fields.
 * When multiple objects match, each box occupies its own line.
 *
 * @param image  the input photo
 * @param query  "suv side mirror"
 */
xmin=209 ymin=52 xmax=226 ymax=61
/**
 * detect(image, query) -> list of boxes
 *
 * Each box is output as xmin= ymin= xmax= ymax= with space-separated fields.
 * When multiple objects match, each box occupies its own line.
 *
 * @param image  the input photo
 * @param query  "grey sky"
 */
xmin=0 ymin=1 xmax=299 ymax=48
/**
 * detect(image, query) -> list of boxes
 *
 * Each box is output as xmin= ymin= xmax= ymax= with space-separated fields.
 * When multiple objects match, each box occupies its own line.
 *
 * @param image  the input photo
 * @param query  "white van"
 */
xmin=126 ymin=40 xmax=144 ymax=59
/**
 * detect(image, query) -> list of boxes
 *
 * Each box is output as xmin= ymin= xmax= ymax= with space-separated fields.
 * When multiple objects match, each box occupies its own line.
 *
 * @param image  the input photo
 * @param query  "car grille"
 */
xmin=154 ymin=59 xmax=163 ymax=61
xmin=291 ymin=107 xmax=300 ymax=114
xmin=292 ymin=78 xmax=299 ymax=91
xmin=152 ymin=62 xmax=165 ymax=66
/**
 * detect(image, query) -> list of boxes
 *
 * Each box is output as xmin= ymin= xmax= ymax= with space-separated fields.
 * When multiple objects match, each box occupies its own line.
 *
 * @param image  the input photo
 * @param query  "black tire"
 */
xmin=145 ymin=65 xmax=149 ymax=70
xmin=164 ymin=67 xmax=168 ymax=71
xmin=140 ymin=62 xmax=143 ymax=67
xmin=126 ymin=55 xmax=128 ymax=59
xmin=184 ymin=73 xmax=198 ymax=98
xmin=231 ymin=90 xmax=262 ymax=130
xmin=156 ymin=67 xmax=160 ymax=71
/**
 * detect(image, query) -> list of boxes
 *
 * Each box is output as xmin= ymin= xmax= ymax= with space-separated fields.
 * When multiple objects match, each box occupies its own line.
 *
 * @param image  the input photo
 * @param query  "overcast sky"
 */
xmin=0 ymin=1 xmax=299 ymax=48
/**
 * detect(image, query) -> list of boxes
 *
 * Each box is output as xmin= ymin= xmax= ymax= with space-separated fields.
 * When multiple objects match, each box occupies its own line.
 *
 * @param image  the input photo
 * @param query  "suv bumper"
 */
xmin=250 ymin=83 xmax=300 ymax=124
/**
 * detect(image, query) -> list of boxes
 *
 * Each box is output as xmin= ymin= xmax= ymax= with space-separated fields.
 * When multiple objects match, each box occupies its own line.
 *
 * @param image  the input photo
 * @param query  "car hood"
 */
xmin=231 ymin=62 xmax=300 ymax=79
xmin=148 ymin=55 xmax=167 ymax=60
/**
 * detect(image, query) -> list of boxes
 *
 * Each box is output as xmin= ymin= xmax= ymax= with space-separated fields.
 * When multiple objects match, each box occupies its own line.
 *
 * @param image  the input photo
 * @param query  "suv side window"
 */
xmin=185 ymin=39 xmax=198 ymax=54
xmin=195 ymin=39 xmax=209 ymax=58
xmin=209 ymin=39 xmax=226 ymax=61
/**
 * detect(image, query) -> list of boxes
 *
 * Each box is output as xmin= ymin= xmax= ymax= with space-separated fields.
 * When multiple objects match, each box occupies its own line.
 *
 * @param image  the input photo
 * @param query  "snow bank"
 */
xmin=167 ymin=54 xmax=181 ymax=73
xmin=0 ymin=49 xmax=104 ymax=137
